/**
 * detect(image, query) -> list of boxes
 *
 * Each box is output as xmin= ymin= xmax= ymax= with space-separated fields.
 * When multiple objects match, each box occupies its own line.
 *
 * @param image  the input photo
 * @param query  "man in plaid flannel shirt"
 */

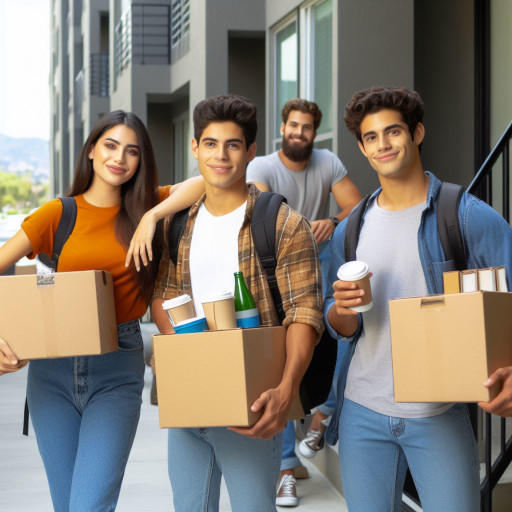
xmin=151 ymin=94 xmax=324 ymax=511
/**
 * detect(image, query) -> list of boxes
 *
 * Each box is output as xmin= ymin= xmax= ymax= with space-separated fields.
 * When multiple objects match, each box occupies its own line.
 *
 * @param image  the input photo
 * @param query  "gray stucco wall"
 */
xmin=414 ymin=0 xmax=475 ymax=188
xmin=337 ymin=0 xmax=415 ymax=195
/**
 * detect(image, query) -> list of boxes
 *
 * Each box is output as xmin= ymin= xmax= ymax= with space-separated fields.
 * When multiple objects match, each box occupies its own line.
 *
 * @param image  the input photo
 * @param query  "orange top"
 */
xmin=22 ymin=186 xmax=171 ymax=323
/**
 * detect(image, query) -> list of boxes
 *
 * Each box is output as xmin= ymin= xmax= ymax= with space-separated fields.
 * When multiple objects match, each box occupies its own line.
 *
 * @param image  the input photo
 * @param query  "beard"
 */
xmin=281 ymin=134 xmax=314 ymax=162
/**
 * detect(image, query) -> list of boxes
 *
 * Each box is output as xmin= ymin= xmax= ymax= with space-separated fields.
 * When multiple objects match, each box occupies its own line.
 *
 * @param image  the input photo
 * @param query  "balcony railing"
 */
xmin=115 ymin=3 xmax=171 ymax=77
xmin=90 ymin=53 xmax=109 ymax=97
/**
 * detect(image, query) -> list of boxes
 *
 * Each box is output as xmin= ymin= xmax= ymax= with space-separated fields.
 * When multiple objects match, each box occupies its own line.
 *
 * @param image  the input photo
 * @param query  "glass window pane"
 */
xmin=313 ymin=0 xmax=332 ymax=135
xmin=275 ymin=21 xmax=298 ymax=136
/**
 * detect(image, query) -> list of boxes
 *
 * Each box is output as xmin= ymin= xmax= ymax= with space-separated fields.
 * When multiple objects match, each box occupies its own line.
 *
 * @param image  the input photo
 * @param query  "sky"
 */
xmin=0 ymin=0 xmax=50 ymax=141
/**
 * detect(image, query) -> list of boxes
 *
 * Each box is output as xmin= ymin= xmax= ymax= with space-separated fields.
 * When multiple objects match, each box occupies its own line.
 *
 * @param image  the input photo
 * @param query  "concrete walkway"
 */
xmin=0 ymin=364 xmax=347 ymax=511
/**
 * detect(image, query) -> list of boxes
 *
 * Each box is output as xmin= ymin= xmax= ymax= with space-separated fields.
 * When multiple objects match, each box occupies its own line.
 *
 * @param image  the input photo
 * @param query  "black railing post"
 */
xmin=503 ymin=143 xmax=509 ymax=223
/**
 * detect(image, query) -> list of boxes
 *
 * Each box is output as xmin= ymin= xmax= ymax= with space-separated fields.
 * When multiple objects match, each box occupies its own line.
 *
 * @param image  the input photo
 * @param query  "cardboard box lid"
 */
xmin=389 ymin=292 xmax=512 ymax=402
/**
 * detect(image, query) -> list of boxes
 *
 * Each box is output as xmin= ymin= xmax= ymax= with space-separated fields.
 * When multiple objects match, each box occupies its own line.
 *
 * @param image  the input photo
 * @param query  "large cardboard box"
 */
xmin=389 ymin=291 xmax=512 ymax=402
xmin=154 ymin=326 xmax=305 ymax=428
xmin=0 ymin=270 xmax=118 ymax=359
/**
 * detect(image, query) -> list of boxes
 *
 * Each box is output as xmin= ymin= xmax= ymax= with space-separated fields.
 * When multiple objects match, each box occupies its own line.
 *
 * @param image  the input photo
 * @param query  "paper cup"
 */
xmin=337 ymin=261 xmax=373 ymax=312
xmin=162 ymin=294 xmax=195 ymax=326
xmin=201 ymin=291 xmax=237 ymax=330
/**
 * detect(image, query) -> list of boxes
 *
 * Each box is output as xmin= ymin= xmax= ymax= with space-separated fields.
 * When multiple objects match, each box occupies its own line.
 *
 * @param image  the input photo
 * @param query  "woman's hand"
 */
xmin=125 ymin=211 xmax=158 ymax=271
xmin=0 ymin=336 xmax=28 ymax=376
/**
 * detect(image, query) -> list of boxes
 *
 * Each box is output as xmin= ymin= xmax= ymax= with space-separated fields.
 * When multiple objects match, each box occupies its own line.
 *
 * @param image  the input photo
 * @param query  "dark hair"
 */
xmin=344 ymin=86 xmax=424 ymax=142
xmin=281 ymin=98 xmax=322 ymax=131
xmin=193 ymin=94 xmax=257 ymax=149
xmin=68 ymin=110 xmax=163 ymax=303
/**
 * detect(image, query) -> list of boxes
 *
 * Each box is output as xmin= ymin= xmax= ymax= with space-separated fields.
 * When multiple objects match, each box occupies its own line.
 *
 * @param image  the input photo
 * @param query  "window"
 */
xmin=171 ymin=0 xmax=190 ymax=63
xmin=271 ymin=0 xmax=334 ymax=151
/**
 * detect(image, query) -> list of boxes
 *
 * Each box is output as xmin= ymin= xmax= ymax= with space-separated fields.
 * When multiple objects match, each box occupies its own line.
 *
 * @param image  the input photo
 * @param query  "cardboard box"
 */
xmin=0 ymin=270 xmax=118 ymax=359
xmin=389 ymin=291 xmax=512 ymax=402
xmin=154 ymin=326 xmax=305 ymax=428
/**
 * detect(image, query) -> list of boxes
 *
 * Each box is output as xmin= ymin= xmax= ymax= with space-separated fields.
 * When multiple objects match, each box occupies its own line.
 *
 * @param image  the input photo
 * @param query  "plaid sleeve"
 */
xmin=151 ymin=218 xmax=178 ymax=302
xmin=275 ymin=206 xmax=324 ymax=337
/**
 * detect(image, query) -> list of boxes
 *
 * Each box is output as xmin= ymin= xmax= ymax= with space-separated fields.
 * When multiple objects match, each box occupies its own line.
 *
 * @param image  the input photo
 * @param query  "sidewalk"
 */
xmin=0 ymin=364 xmax=347 ymax=511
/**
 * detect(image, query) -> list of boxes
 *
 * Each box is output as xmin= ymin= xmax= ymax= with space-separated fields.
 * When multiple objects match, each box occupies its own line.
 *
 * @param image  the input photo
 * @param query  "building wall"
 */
xmin=491 ymin=0 xmax=512 ymax=146
xmin=414 ymin=0 xmax=475 ymax=187
xmin=338 ymin=0 xmax=414 ymax=195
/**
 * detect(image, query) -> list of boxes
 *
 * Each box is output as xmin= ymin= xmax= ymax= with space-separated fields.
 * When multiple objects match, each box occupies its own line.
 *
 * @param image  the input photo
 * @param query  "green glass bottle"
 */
xmin=233 ymin=271 xmax=260 ymax=328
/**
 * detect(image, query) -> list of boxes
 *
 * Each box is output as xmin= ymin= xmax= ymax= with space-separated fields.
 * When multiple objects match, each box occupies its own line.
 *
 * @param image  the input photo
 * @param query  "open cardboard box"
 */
xmin=153 ymin=326 xmax=305 ymax=428
xmin=0 ymin=270 xmax=118 ymax=359
xmin=389 ymin=291 xmax=512 ymax=402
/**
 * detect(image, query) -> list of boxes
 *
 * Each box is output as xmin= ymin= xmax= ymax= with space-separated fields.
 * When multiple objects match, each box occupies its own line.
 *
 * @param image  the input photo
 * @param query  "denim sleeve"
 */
xmin=462 ymin=195 xmax=512 ymax=288
xmin=322 ymin=220 xmax=362 ymax=342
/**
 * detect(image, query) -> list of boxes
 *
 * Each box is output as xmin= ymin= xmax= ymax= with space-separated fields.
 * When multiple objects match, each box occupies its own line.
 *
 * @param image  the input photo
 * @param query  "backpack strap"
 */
xmin=168 ymin=207 xmax=192 ymax=266
xmin=344 ymin=195 xmax=370 ymax=262
xmin=437 ymin=182 xmax=465 ymax=271
xmin=23 ymin=197 xmax=77 ymax=436
xmin=250 ymin=192 xmax=287 ymax=322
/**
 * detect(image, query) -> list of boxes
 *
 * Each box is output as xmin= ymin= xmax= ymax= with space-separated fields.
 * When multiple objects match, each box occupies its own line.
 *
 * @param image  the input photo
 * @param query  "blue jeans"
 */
xmin=168 ymin=427 xmax=282 ymax=511
xmin=27 ymin=319 xmax=145 ymax=512
xmin=338 ymin=399 xmax=480 ymax=512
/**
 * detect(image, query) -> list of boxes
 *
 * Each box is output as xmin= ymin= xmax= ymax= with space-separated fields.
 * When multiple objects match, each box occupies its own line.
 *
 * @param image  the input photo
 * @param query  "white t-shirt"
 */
xmin=189 ymin=202 xmax=246 ymax=317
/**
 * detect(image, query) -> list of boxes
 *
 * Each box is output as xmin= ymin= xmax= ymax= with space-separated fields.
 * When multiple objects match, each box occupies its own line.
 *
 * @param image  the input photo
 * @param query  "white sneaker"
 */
xmin=276 ymin=474 xmax=298 ymax=507
xmin=298 ymin=418 xmax=329 ymax=459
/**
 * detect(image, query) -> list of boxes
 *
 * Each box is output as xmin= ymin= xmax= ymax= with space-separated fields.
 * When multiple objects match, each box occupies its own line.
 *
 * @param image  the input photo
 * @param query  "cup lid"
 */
xmin=175 ymin=316 xmax=207 ymax=327
xmin=201 ymin=290 xmax=233 ymax=303
xmin=337 ymin=261 xmax=369 ymax=281
xmin=162 ymin=294 xmax=192 ymax=310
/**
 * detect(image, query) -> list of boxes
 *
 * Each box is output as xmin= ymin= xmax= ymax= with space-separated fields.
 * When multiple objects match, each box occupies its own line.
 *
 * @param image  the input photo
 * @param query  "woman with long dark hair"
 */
xmin=0 ymin=110 xmax=203 ymax=511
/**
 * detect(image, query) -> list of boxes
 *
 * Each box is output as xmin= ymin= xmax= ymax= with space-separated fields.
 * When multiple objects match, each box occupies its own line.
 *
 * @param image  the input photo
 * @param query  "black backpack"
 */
xmin=344 ymin=182 xmax=466 ymax=270
xmin=23 ymin=197 xmax=77 ymax=436
xmin=168 ymin=192 xmax=337 ymax=415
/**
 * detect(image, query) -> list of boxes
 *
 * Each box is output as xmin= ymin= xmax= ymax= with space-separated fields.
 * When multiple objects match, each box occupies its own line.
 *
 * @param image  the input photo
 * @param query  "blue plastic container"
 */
xmin=173 ymin=316 xmax=208 ymax=334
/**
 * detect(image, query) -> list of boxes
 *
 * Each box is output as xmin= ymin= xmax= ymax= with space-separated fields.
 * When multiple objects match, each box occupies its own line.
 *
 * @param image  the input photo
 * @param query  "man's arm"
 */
xmin=229 ymin=323 xmax=317 ymax=440
xmin=310 ymin=176 xmax=362 ymax=243
xmin=230 ymin=213 xmax=323 ymax=439
xmin=151 ymin=298 xmax=174 ymax=335
xmin=151 ymin=226 xmax=179 ymax=334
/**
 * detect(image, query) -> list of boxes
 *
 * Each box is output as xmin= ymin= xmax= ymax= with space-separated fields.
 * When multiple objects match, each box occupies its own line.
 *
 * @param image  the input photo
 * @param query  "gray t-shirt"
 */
xmin=246 ymin=149 xmax=348 ymax=221
xmin=344 ymin=199 xmax=453 ymax=418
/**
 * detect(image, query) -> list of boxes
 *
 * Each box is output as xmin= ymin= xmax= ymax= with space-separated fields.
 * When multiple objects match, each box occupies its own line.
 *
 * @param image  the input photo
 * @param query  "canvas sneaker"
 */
xmin=276 ymin=474 xmax=298 ymax=507
xmin=298 ymin=418 xmax=329 ymax=458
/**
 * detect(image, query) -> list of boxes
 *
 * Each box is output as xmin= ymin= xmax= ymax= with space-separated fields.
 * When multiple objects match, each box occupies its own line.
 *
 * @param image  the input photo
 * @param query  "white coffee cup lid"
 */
xmin=201 ymin=290 xmax=233 ymax=303
xmin=162 ymin=294 xmax=192 ymax=310
xmin=337 ymin=261 xmax=370 ymax=281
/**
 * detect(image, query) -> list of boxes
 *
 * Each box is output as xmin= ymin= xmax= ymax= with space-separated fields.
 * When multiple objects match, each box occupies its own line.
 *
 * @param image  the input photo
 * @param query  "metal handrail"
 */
xmin=468 ymin=119 xmax=512 ymax=197
xmin=466 ymin=119 xmax=512 ymax=512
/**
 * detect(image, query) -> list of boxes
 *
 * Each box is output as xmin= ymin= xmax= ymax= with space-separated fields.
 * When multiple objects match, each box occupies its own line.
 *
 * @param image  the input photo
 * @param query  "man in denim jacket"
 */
xmin=323 ymin=86 xmax=512 ymax=512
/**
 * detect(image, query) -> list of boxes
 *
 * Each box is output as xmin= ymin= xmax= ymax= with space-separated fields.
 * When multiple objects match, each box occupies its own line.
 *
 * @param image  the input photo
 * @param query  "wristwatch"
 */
xmin=330 ymin=216 xmax=340 ymax=228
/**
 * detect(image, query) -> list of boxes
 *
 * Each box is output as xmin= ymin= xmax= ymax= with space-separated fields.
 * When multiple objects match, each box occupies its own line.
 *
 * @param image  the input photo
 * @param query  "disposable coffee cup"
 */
xmin=162 ymin=294 xmax=195 ymax=326
xmin=337 ymin=261 xmax=373 ymax=312
xmin=201 ymin=291 xmax=237 ymax=330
